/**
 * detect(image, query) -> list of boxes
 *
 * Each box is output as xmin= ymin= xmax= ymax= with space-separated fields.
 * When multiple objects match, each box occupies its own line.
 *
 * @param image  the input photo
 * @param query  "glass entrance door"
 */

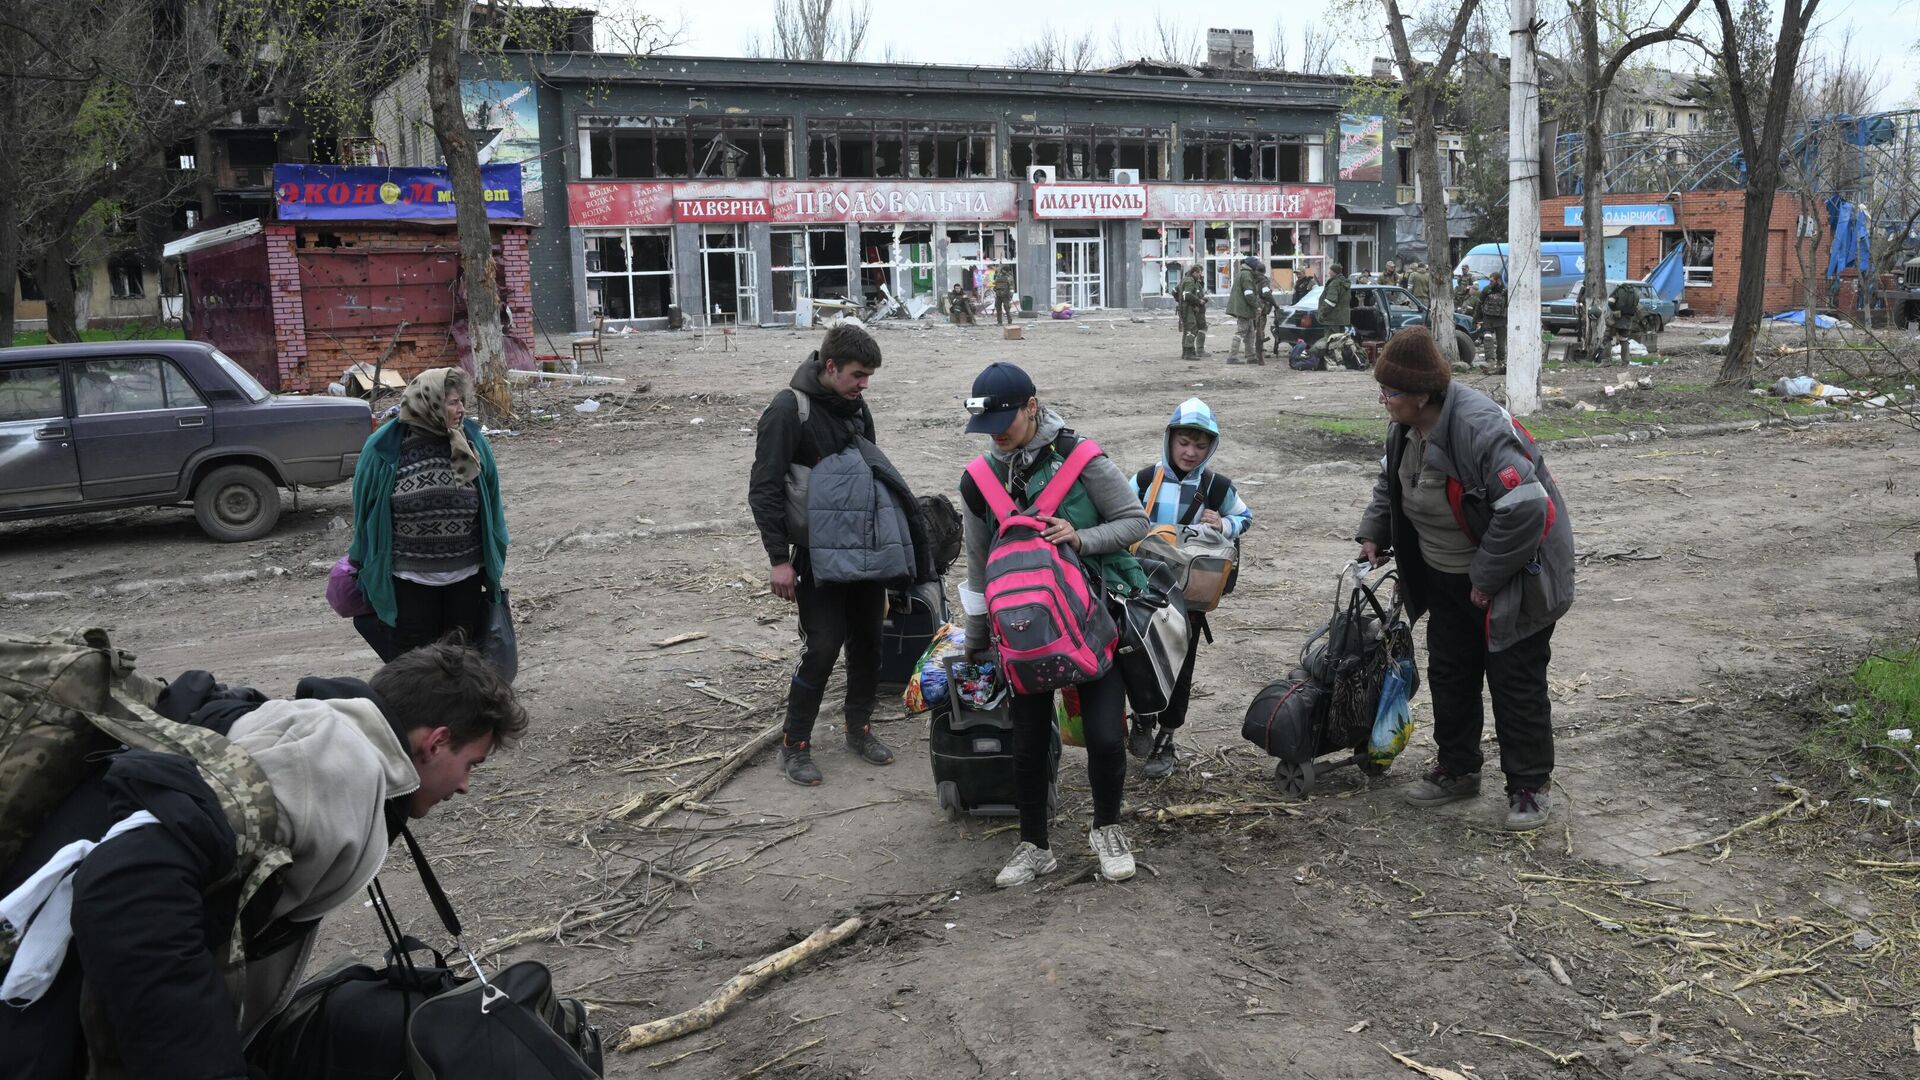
xmin=1051 ymin=230 xmax=1104 ymax=310
xmin=701 ymin=226 xmax=758 ymax=324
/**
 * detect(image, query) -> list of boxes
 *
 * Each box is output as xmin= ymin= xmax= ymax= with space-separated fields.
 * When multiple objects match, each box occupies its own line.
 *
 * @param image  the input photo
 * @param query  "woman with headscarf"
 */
xmin=348 ymin=367 xmax=509 ymax=658
xmin=958 ymin=362 xmax=1150 ymax=887
xmin=1355 ymin=329 xmax=1575 ymax=831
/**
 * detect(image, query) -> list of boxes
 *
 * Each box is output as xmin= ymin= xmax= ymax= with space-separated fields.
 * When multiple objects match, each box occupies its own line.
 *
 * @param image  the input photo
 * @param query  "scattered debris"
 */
xmin=653 ymin=632 xmax=709 ymax=648
xmin=616 ymin=917 xmax=863 ymax=1049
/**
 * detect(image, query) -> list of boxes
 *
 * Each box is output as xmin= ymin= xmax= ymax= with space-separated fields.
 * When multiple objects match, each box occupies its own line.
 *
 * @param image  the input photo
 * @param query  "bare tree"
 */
xmin=1567 ymin=0 xmax=1705 ymax=361
xmin=1712 ymin=0 xmax=1823 ymax=385
xmin=1006 ymin=26 xmax=1102 ymax=72
xmin=744 ymin=0 xmax=873 ymax=62
xmin=1380 ymin=0 xmax=1483 ymax=364
xmin=1264 ymin=19 xmax=1339 ymax=73
xmin=1147 ymin=10 xmax=1201 ymax=66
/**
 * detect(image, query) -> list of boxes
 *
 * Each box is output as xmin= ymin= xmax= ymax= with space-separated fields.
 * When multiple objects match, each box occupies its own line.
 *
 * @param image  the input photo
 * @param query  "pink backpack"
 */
xmin=964 ymin=439 xmax=1118 ymax=696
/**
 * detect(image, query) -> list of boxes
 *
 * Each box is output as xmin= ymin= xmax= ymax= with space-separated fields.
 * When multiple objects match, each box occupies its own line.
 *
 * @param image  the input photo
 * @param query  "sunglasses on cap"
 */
xmin=965 ymin=394 xmax=1027 ymax=416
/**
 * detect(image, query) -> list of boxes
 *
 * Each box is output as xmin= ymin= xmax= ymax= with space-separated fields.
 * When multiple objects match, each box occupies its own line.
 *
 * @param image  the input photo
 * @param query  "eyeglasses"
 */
xmin=1378 ymin=389 xmax=1407 ymax=403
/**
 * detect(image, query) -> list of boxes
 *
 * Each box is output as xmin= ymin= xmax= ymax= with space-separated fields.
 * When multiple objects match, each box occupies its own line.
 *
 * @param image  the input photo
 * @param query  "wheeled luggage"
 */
xmin=1240 ymin=562 xmax=1419 ymax=797
xmin=929 ymin=656 xmax=1058 ymax=819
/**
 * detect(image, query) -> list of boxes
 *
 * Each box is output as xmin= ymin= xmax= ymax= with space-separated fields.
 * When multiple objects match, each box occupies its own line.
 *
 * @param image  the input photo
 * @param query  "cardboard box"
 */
xmin=1003 ymin=326 xmax=1024 ymax=341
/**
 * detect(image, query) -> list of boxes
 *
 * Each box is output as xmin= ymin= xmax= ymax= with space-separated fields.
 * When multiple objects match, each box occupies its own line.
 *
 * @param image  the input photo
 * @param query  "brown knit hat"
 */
xmin=1372 ymin=327 xmax=1452 ymax=397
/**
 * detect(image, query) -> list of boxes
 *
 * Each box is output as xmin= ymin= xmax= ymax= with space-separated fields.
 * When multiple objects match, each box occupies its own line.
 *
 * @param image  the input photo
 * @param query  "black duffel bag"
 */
xmin=247 ymin=827 xmax=603 ymax=1079
xmin=1240 ymin=667 xmax=1327 ymax=765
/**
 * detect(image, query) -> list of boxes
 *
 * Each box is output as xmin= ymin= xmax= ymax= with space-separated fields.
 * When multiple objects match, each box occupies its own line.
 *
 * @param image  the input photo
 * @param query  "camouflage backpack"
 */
xmin=0 ymin=629 xmax=291 ymax=990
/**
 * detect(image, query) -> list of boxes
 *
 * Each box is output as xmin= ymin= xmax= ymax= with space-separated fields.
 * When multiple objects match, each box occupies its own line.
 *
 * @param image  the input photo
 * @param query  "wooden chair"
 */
xmin=571 ymin=315 xmax=606 ymax=369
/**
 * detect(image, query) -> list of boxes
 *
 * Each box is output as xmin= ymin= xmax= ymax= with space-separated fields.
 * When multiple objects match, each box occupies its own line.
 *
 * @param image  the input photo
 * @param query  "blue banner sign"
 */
xmin=274 ymin=164 xmax=524 ymax=221
xmin=1563 ymin=203 xmax=1676 ymax=227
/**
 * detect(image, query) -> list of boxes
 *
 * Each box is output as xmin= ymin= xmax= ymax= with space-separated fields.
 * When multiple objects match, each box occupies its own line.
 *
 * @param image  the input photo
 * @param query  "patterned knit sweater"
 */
xmin=391 ymin=428 xmax=482 ymax=576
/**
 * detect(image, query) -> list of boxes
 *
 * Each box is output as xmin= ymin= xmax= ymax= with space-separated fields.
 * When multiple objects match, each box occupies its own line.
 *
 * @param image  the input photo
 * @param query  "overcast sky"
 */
xmin=623 ymin=0 xmax=1919 ymax=107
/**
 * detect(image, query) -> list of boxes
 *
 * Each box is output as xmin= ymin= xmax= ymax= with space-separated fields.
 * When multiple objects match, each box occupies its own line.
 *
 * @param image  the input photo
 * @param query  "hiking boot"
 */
xmin=995 ymin=842 xmax=1059 ymax=887
xmin=1128 ymin=716 xmax=1157 ymax=759
xmin=1505 ymin=787 xmax=1552 ymax=832
xmin=1142 ymin=731 xmax=1177 ymax=780
xmin=1089 ymin=825 xmax=1136 ymax=882
xmin=1403 ymin=766 xmax=1481 ymax=807
xmin=1226 ymin=355 xmax=1246 ymax=365
xmin=778 ymin=739 xmax=823 ymax=786
xmin=1248 ymin=356 xmax=1266 ymax=366
xmin=846 ymin=725 xmax=895 ymax=766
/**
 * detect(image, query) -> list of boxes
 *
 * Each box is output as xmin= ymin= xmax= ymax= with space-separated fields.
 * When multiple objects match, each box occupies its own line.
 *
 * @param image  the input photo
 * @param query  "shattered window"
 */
xmin=579 ymin=116 xmax=790 ymax=179
xmin=1181 ymin=130 xmax=1309 ymax=183
xmin=1010 ymin=124 xmax=1169 ymax=181
xmin=806 ymin=119 xmax=994 ymax=178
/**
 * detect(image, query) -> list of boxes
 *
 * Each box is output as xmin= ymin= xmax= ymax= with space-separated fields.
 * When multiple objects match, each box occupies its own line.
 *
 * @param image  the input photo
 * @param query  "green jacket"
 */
xmin=1175 ymin=276 xmax=1208 ymax=311
xmin=1226 ymin=266 xmax=1262 ymax=319
xmin=978 ymin=449 xmax=1149 ymax=598
xmin=1318 ymin=273 xmax=1352 ymax=328
xmin=348 ymin=417 xmax=509 ymax=626
xmin=1407 ymin=270 xmax=1431 ymax=303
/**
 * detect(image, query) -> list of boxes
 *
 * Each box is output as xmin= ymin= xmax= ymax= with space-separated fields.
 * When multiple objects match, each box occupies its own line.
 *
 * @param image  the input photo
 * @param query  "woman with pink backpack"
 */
xmin=957 ymin=363 xmax=1150 ymax=887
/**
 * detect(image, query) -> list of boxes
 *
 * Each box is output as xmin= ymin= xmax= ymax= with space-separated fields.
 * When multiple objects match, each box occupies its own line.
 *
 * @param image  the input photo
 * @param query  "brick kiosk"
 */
xmin=1539 ymin=191 xmax=1817 ymax=318
xmin=169 ymin=165 xmax=535 ymax=393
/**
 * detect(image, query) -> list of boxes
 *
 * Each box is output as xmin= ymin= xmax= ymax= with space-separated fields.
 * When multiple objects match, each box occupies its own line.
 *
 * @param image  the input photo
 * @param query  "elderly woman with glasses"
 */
xmin=1354 ymin=328 xmax=1576 ymax=832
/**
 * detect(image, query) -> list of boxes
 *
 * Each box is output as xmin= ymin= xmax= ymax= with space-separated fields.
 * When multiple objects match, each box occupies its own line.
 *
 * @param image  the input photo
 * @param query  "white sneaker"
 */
xmin=995 ymin=842 xmax=1059 ymax=888
xmin=1089 ymin=825 xmax=1136 ymax=882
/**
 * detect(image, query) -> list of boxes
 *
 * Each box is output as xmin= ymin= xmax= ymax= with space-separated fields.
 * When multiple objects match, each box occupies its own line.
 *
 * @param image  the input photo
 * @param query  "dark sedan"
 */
xmin=1541 ymin=280 xmax=1677 ymax=335
xmin=1 ymin=340 xmax=372 ymax=540
xmin=1274 ymin=284 xmax=1480 ymax=366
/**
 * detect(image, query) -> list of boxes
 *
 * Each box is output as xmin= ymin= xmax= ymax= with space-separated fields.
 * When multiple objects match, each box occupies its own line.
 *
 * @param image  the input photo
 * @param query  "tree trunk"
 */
xmin=36 ymin=236 xmax=80 ymax=344
xmin=426 ymin=0 xmax=512 ymax=419
xmin=0 ymin=191 xmax=16 ymax=350
xmin=1578 ymin=2 xmax=1607 ymax=363
xmin=1410 ymin=86 xmax=1459 ymax=365
xmin=1716 ymin=0 xmax=1820 ymax=385
xmin=1505 ymin=0 xmax=1544 ymax=415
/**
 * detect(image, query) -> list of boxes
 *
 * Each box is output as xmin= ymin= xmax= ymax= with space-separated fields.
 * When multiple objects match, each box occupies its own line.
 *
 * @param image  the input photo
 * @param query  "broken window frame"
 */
xmin=1181 ymin=129 xmax=1311 ymax=183
xmin=771 ymin=226 xmax=852 ymax=315
xmin=944 ymin=224 xmax=1017 ymax=311
xmin=806 ymin=119 xmax=996 ymax=179
xmin=107 ymin=252 xmax=145 ymax=299
xmin=578 ymin=115 xmax=792 ymax=180
xmin=857 ymin=226 xmax=937 ymax=304
xmin=583 ymin=227 xmax=676 ymax=321
xmin=1009 ymin=123 xmax=1170 ymax=181
xmin=1140 ymin=223 xmax=1193 ymax=297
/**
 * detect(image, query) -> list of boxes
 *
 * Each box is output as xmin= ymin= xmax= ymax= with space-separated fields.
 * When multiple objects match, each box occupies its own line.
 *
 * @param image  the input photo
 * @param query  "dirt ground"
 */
xmin=6 ymin=315 xmax=1920 ymax=1080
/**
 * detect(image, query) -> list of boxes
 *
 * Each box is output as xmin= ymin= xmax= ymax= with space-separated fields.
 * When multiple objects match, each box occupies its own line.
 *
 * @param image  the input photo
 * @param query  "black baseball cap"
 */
xmin=964 ymin=362 xmax=1037 ymax=435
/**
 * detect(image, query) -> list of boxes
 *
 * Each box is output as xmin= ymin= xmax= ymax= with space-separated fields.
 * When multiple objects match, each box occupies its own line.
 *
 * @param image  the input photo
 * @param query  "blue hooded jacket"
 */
xmin=1132 ymin=398 xmax=1252 ymax=538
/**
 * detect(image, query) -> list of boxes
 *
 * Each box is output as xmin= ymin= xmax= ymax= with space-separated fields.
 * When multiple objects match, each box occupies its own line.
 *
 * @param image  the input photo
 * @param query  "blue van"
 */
xmin=1453 ymin=242 xmax=1587 ymax=302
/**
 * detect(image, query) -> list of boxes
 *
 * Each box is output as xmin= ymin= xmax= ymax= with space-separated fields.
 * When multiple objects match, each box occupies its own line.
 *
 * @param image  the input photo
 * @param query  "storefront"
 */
xmin=567 ymin=180 xmax=1019 ymax=326
xmin=1031 ymin=184 xmax=1148 ymax=311
xmin=1142 ymin=184 xmax=1339 ymax=306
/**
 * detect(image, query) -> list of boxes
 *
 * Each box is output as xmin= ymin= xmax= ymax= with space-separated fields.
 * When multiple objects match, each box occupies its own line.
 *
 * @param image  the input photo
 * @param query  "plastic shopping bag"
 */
xmin=1366 ymin=655 xmax=1417 ymax=766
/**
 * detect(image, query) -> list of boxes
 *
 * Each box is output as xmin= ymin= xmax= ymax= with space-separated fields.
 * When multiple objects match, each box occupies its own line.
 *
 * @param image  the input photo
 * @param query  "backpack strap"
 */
xmin=1030 ymin=438 xmax=1103 ymax=518
xmin=964 ymin=456 xmax=1019 ymax=521
xmin=789 ymin=386 xmax=810 ymax=423
xmin=1142 ymin=466 xmax=1167 ymax=518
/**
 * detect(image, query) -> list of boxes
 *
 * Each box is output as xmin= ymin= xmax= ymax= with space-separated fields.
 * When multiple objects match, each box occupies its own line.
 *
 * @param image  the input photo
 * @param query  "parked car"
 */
xmin=1 ymin=340 xmax=372 ymax=541
xmin=1273 ymin=284 xmax=1480 ymax=366
xmin=1540 ymin=280 xmax=1677 ymax=335
xmin=1455 ymin=241 xmax=1588 ymax=301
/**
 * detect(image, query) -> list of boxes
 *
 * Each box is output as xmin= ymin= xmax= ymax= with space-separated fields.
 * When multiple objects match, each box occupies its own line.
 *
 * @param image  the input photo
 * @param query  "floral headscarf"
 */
xmin=399 ymin=367 xmax=481 ymax=483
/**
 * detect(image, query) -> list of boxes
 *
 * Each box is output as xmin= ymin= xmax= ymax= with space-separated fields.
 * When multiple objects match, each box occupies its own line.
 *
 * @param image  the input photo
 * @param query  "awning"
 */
xmin=161 ymin=220 xmax=263 ymax=259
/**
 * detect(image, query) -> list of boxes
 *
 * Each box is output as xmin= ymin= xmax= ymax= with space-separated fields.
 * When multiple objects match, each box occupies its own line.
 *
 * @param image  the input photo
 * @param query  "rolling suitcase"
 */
xmin=929 ymin=656 xmax=1058 ymax=820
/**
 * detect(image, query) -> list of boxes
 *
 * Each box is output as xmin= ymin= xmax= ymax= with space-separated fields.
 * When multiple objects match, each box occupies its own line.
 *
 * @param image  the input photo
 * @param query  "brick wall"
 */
xmin=500 ymin=229 xmax=535 ymax=353
xmin=265 ymin=225 xmax=308 ymax=391
xmin=1540 ymin=190 xmax=1817 ymax=317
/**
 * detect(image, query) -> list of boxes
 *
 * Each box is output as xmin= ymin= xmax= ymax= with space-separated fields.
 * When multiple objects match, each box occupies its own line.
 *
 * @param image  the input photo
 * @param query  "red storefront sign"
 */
xmin=1031 ymin=184 xmax=1148 ymax=219
xmin=675 ymin=197 xmax=773 ymax=222
xmin=1146 ymin=184 xmax=1337 ymax=221
xmin=570 ymin=180 xmax=1018 ymax=227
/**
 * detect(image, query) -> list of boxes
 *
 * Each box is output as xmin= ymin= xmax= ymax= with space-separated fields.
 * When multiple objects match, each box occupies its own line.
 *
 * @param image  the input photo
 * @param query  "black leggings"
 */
xmin=390 ymin=573 xmax=486 ymax=656
xmin=1012 ymin=664 xmax=1127 ymax=848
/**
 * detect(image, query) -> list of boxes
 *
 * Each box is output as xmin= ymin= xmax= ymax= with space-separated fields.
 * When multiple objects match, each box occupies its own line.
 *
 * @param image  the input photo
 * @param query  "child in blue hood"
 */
xmin=1129 ymin=398 xmax=1253 ymax=778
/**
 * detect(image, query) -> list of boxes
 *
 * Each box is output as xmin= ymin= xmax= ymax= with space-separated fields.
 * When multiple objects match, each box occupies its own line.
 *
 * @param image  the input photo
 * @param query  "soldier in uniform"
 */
xmin=1379 ymin=260 xmax=1400 ymax=287
xmin=1251 ymin=263 xmax=1277 ymax=365
xmin=1175 ymin=264 xmax=1209 ymax=360
xmin=1225 ymin=255 xmax=1264 ymax=364
xmin=1453 ymin=270 xmax=1478 ymax=321
xmin=1407 ymin=261 xmax=1431 ymax=306
xmin=1312 ymin=261 xmax=1354 ymax=367
xmin=992 ymin=264 xmax=1017 ymax=325
xmin=1603 ymin=280 xmax=1644 ymax=365
xmin=1477 ymin=271 xmax=1510 ymax=372
xmin=947 ymin=283 xmax=976 ymax=325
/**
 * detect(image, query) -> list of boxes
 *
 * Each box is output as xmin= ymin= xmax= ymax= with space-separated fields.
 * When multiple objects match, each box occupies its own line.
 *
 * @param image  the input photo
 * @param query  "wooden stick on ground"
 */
xmin=612 ymin=718 xmax=783 ymax=823
xmin=1652 ymin=784 xmax=1816 ymax=857
xmin=616 ymin=918 xmax=865 ymax=1051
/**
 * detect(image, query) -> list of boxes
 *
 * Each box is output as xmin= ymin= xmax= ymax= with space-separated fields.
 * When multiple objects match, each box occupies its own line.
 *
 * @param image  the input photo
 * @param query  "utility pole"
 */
xmin=1506 ymin=0 xmax=1544 ymax=415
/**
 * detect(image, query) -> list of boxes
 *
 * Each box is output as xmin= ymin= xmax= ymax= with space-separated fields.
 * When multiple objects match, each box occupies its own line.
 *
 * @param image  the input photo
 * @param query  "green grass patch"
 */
xmin=1307 ymin=417 xmax=1379 ymax=439
xmin=5 ymin=323 xmax=185 ymax=348
xmin=1807 ymin=647 xmax=1920 ymax=806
